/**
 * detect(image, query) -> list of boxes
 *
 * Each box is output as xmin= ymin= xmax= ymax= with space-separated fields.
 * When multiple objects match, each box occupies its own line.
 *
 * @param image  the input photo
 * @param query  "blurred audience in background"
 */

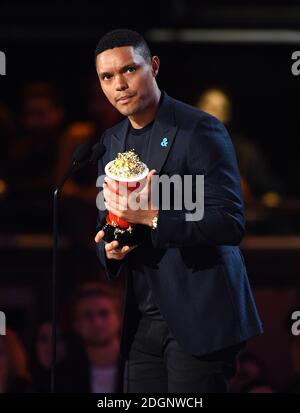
xmin=0 ymin=329 xmax=31 ymax=393
xmin=197 ymin=87 xmax=282 ymax=207
xmin=286 ymin=334 xmax=300 ymax=392
xmin=55 ymin=76 xmax=122 ymax=246
xmin=56 ymin=75 xmax=121 ymax=204
xmin=57 ymin=282 xmax=124 ymax=393
xmin=239 ymin=379 xmax=275 ymax=393
xmin=56 ymin=120 xmax=99 ymax=246
xmin=284 ymin=309 xmax=300 ymax=393
xmin=7 ymin=81 xmax=65 ymax=196
xmin=84 ymin=74 xmax=122 ymax=137
xmin=0 ymin=103 xmax=16 ymax=191
xmin=230 ymin=351 xmax=271 ymax=393
xmin=0 ymin=82 xmax=67 ymax=234
xmin=29 ymin=318 xmax=66 ymax=393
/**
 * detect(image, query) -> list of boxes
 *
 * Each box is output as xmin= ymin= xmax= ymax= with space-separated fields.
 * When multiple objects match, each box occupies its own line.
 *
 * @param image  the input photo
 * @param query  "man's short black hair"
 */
xmin=94 ymin=29 xmax=152 ymax=63
xmin=70 ymin=282 xmax=123 ymax=320
xmin=21 ymin=81 xmax=63 ymax=108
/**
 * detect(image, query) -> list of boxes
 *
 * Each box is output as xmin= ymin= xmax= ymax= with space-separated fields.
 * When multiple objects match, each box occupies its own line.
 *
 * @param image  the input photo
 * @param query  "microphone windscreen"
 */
xmin=90 ymin=143 xmax=106 ymax=164
xmin=72 ymin=143 xmax=93 ymax=163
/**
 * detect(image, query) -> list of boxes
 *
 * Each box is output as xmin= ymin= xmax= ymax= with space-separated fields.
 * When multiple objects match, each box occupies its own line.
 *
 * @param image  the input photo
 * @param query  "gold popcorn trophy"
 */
xmin=99 ymin=150 xmax=150 ymax=247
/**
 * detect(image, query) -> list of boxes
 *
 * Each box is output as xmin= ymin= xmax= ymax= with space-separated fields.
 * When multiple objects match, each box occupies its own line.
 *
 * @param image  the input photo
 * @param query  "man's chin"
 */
xmin=116 ymin=102 xmax=139 ymax=117
xmin=118 ymin=108 xmax=135 ymax=117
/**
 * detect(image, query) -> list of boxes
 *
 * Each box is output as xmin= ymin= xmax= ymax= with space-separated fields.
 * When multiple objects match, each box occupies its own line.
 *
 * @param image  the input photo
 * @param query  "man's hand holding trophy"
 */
xmin=95 ymin=150 xmax=158 ymax=259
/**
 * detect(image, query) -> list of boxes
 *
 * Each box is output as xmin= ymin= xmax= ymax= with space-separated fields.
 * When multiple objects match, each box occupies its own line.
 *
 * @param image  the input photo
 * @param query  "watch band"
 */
xmin=151 ymin=213 xmax=158 ymax=230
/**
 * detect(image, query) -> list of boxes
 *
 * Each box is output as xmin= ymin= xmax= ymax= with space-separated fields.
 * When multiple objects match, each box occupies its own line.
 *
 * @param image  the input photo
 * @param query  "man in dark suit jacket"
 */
xmin=94 ymin=29 xmax=263 ymax=393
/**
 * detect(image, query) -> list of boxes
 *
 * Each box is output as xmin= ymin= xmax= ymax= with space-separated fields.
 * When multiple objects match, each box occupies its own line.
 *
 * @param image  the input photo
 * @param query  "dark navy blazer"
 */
xmin=96 ymin=91 xmax=263 ymax=358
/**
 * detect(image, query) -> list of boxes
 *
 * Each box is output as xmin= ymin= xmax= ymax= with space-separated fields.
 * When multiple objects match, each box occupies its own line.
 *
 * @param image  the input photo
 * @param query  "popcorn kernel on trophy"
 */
xmin=99 ymin=150 xmax=150 ymax=247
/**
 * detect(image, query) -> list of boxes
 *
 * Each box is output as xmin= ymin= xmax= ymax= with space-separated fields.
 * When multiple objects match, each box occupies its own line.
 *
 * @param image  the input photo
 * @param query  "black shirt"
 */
xmin=125 ymin=120 xmax=163 ymax=319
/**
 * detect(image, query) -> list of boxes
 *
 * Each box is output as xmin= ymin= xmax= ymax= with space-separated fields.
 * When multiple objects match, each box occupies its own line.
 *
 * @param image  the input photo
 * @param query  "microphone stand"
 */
xmin=51 ymin=160 xmax=89 ymax=393
xmin=51 ymin=142 xmax=105 ymax=393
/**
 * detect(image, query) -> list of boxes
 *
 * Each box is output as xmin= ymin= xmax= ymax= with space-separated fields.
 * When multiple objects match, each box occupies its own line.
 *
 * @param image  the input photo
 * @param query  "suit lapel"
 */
xmin=110 ymin=118 xmax=129 ymax=158
xmin=144 ymin=120 xmax=178 ymax=174
xmin=109 ymin=91 xmax=178 ymax=175
xmin=145 ymin=92 xmax=178 ymax=173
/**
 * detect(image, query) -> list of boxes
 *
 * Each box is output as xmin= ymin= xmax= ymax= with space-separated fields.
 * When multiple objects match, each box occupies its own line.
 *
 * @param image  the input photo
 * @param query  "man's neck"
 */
xmin=128 ymin=88 xmax=161 ymax=129
xmin=85 ymin=337 xmax=120 ymax=368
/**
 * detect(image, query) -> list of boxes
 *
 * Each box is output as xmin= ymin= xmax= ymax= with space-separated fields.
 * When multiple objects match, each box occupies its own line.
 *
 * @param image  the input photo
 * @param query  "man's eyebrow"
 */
xmin=99 ymin=62 xmax=137 ymax=77
xmin=120 ymin=62 xmax=137 ymax=72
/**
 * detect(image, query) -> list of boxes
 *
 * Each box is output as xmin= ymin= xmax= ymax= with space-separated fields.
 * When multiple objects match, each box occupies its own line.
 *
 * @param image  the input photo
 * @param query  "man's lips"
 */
xmin=117 ymin=95 xmax=135 ymax=104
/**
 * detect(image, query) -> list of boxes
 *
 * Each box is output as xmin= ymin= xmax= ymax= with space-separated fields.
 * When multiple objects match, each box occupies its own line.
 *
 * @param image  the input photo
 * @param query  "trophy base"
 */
xmin=99 ymin=216 xmax=148 ymax=248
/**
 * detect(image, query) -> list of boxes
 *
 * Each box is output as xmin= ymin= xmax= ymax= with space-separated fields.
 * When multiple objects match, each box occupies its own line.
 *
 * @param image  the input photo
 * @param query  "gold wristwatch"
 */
xmin=151 ymin=213 xmax=158 ymax=230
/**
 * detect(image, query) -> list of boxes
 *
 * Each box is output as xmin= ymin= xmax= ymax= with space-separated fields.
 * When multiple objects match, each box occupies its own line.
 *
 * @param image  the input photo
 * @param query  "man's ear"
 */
xmin=151 ymin=56 xmax=160 ymax=78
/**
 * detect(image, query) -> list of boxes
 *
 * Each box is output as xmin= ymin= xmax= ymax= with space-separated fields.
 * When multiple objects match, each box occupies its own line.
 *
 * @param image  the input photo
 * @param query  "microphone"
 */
xmin=90 ymin=142 xmax=106 ymax=165
xmin=51 ymin=141 xmax=105 ymax=393
xmin=72 ymin=142 xmax=93 ymax=164
xmin=56 ymin=143 xmax=93 ymax=191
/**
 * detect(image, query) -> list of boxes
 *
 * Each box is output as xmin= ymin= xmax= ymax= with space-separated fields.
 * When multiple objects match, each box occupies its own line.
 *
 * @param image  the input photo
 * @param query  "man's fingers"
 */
xmin=95 ymin=230 xmax=138 ymax=259
xmin=107 ymin=243 xmax=138 ymax=259
xmin=120 ymin=245 xmax=130 ymax=254
xmin=104 ymin=176 xmax=118 ymax=192
xmin=120 ymin=244 xmax=138 ymax=253
xmin=106 ymin=242 xmax=127 ymax=260
xmin=94 ymin=230 xmax=104 ymax=243
xmin=105 ymin=240 xmax=119 ymax=252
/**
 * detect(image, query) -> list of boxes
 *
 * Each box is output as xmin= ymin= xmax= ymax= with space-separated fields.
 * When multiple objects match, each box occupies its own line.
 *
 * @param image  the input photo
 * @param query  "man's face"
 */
xmin=198 ymin=90 xmax=231 ymax=125
xmin=96 ymin=46 xmax=159 ymax=117
xmin=21 ymin=97 xmax=64 ymax=136
xmin=36 ymin=322 xmax=65 ymax=369
xmin=74 ymin=296 xmax=120 ymax=347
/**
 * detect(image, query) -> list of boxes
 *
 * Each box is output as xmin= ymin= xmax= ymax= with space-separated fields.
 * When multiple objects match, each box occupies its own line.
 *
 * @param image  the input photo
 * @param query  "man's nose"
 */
xmin=115 ymin=74 xmax=128 ymax=91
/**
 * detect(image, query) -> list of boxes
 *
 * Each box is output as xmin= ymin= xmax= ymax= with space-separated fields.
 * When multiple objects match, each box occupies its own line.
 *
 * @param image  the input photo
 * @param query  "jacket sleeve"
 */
xmin=95 ymin=216 xmax=128 ymax=281
xmin=95 ymin=134 xmax=128 ymax=280
xmin=151 ymin=115 xmax=245 ymax=249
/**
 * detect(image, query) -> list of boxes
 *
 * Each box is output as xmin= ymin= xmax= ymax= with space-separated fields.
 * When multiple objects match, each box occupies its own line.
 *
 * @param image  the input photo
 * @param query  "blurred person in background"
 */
xmin=55 ymin=120 xmax=98 ymax=246
xmin=0 ymin=103 xmax=16 ymax=187
xmin=8 ymin=81 xmax=65 ymax=195
xmin=85 ymin=75 xmax=122 ymax=137
xmin=0 ymin=329 xmax=31 ymax=393
xmin=197 ymin=87 xmax=281 ymax=207
xmin=58 ymin=282 xmax=123 ymax=393
xmin=29 ymin=318 xmax=66 ymax=393
xmin=286 ymin=334 xmax=300 ymax=392
xmin=284 ymin=309 xmax=300 ymax=393
xmin=240 ymin=379 xmax=275 ymax=393
xmin=230 ymin=352 xmax=267 ymax=393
